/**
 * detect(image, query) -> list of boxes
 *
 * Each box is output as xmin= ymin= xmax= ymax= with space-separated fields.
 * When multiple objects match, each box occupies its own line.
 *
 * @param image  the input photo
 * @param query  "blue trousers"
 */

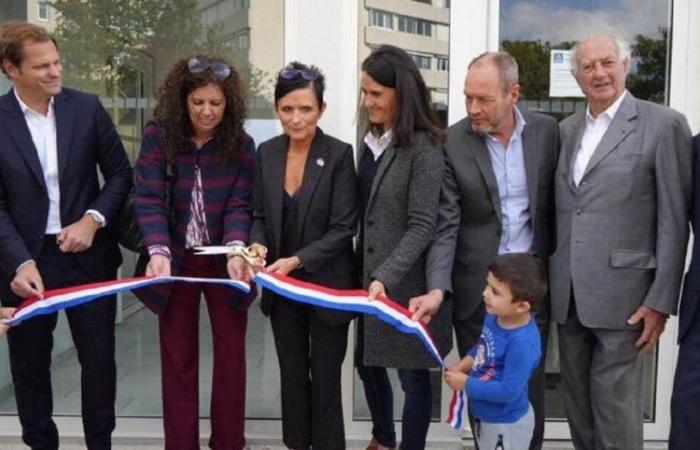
xmin=355 ymin=319 xmax=433 ymax=450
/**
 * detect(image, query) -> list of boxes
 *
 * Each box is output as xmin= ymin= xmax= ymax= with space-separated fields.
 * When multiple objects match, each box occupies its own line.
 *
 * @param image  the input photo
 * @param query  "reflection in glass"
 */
xmin=0 ymin=0 xmax=283 ymax=420
xmin=500 ymin=0 xmax=670 ymax=120
xmin=499 ymin=0 xmax=671 ymax=422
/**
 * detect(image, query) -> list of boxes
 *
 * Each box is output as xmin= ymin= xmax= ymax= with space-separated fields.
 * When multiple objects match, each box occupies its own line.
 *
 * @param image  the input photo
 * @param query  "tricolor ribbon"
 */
xmin=0 ymin=271 xmax=466 ymax=430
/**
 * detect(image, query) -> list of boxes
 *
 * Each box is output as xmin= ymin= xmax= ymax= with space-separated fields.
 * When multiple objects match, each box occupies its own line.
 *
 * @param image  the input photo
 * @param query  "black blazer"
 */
xmin=250 ymin=128 xmax=358 ymax=325
xmin=679 ymin=133 xmax=700 ymax=342
xmin=0 ymin=88 xmax=132 ymax=305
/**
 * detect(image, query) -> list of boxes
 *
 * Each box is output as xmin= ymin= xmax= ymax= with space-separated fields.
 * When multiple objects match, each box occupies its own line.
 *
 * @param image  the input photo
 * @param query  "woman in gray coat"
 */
xmin=356 ymin=45 xmax=451 ymax=450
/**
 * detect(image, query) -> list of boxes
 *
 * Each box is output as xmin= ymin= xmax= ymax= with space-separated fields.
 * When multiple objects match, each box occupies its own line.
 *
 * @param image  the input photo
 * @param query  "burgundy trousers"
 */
xmin=159 ymin=251 xmax=248 ymax=450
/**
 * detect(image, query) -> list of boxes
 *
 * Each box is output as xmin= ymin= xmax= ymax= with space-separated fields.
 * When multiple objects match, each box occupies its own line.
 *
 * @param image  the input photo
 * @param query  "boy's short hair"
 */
xmin=488 ymin=253 xmax=547 ymax=310
xmin=0 ymin=21 xmax=55 ymax=76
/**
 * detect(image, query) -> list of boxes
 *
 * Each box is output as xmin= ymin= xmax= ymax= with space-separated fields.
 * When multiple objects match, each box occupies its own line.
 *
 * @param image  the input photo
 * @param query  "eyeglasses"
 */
xmin=279 ymin=67 xmax=320 ymax=81
xmin=187 ymin=57 xmax=231 ymax=79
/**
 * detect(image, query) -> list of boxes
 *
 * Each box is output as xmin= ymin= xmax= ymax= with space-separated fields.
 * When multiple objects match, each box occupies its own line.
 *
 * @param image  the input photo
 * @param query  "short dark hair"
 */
xmin=0 ymin=21 xmax=56 ymax=76
xmin=488 ymin=253 xmax=547 ymax=310
xmin=359 ymin=45 xmax=444 ymax=147
xmin=274 ymin=61 xmax=325 ymax=108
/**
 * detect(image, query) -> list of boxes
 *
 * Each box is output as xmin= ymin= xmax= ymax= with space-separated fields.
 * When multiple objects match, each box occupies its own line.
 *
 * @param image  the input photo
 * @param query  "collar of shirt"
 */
xmin=585 ymin=90 xmax=627 ymax=126
xmin=364 ymin=129 xmax=394 ymax=161
xmin=14 ymin=88 xmax=55 ymax=119
xmin=484 ymin=106 xmax=526 ymax=147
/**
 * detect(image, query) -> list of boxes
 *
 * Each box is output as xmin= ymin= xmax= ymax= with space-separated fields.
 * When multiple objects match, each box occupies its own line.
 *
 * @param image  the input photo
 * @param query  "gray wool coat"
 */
xmin=360 ymin=131 xmax=451 ymax=369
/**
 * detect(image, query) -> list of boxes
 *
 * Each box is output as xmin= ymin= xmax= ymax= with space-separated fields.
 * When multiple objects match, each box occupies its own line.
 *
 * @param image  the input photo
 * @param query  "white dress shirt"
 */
xmin=573 ymin=90 xmax=627 ymax=186
xmin=14 ymin=90 xmax=62 ymax=233
xmin=364 ymin=129 xmax=394 ymax=161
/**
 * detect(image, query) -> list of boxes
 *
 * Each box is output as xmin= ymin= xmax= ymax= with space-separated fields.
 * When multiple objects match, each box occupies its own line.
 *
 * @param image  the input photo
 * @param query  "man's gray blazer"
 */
xmin=426 ymin=111 xmax=560 ymax=321
xmin=549 ymin=93 xmax=693 ymax=329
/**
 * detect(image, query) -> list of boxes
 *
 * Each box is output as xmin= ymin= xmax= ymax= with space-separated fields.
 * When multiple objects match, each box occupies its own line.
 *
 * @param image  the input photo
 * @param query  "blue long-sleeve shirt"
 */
xmin=467 ymin=313 xmax=541 ymax=423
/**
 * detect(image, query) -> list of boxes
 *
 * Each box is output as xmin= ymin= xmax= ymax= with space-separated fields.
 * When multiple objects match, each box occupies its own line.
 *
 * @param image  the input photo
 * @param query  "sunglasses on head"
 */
xmin=279 ymin=67 xmax=320 ymax=81
xmin=187 ymin=57 xmax=231 ymax=79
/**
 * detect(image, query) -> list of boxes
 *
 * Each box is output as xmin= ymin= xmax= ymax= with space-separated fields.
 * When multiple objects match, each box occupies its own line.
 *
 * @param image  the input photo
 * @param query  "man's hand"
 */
xmin=264 ymin=256 xmax=301 ymax=276
xmin=228 ymin=255 xmax=255 ymax=284
xmin=627 ymin=305 xmax=668 ymax=351
xmin=146 ymin=255 xmax=171 ymax=277
xmin=368 ymin=280 xmax=386 ymax=300
xmin=10 ymin=261 xmax=44 ymax=298
xmin=57 ymin=214 xmax=101 ymax=253
xmin=444 ymin=368 xmax=468 ymax=391
xmin=409 ymin=289 xmax=444 ymax=324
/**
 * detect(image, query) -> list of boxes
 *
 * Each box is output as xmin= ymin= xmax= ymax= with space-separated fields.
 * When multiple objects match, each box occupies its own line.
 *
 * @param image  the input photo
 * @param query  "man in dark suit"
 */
xmin=550 ymin=35 xmax=691 ymax=449
xmin=0 ymin=22 xmax=132 ymax=449
xmin=409 ymin=52 xmax=559 ymax=449
xmin=669 ymin=132 xmax=700 ymax=449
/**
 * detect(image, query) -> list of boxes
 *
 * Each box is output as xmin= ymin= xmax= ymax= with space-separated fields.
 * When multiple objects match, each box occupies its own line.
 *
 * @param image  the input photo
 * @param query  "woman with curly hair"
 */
xmin=133 ymin=55 xmax=255 ymax=450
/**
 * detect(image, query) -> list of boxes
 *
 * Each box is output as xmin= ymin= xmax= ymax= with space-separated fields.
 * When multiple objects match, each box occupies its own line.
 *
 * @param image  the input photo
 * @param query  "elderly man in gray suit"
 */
xmin=549 ymin=35 xmax=692 ymax=449
xmin=409 ymin=52 xmax=559 ymax=450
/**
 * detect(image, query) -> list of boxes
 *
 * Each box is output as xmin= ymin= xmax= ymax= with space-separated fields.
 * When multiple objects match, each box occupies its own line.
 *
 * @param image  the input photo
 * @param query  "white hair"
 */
xmin=570 ymin=35 xmax=631 ymax=75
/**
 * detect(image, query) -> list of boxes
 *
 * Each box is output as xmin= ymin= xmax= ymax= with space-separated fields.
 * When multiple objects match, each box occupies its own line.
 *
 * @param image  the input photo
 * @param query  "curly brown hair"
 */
xmin=154 ymin=55 xmax=247 ymax=162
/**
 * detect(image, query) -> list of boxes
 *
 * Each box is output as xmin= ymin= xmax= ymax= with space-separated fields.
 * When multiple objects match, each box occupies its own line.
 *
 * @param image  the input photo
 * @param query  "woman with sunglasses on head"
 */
xmin=355 ymin=45 xmax=450 ymax=450
xmin=248 ymin=62 xmax=357 ymax=450
xmin=133 ymin=55 xmax=254 ymax=450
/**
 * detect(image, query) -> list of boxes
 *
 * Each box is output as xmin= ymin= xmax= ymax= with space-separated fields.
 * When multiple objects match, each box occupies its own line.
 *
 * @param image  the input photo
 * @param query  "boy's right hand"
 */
xmin=444 ymin=368 xmax=468 ymax=391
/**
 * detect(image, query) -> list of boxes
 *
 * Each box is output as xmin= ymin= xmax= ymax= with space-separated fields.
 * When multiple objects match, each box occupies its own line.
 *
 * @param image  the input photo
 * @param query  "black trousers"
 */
xmin=6 ymin=238 xmax=117 ymax=450
xmin=270 ymin=296 xmax=349 ymax=450
xmin=455 ymin=299 xmax=550 ymax=450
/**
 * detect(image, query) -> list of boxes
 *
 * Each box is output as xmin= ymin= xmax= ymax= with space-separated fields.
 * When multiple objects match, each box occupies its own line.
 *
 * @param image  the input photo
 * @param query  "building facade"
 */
xmin=1 ymin=0 xmax=699 ymax=446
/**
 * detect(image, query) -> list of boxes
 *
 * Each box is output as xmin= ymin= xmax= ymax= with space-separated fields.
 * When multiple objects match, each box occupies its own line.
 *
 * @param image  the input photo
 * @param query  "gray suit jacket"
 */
xmin=426 ymin=112 xmax=560 ymax=321
xmin=549 ymin=93 xmax=693 ymax=329
xmin=360 ymin=131 xmax=451 ymax=368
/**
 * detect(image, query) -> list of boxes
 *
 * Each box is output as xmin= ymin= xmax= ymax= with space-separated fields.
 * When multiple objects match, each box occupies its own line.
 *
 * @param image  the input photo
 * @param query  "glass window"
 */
xmin=398 ymin=15 xmax=432 ymax=37
xmin=410 ymin=52 xmax=432 ymax=70
xmin=38 ymin=2 xmax=50 ymax=21
xmin=499 ymin=0 xmax=672 ymax=421
xmin=369 ymin=9 xmax=394 ymax=30
xmin=437 ymin=56 xmax=449 ymax=71
xmin=0 ymin=0 xmax=283 ymax=421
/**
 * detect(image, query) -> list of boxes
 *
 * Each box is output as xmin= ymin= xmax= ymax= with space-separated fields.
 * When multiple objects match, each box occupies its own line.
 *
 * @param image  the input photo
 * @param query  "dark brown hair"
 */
xmin=154 ymin=55 xmax=247 ymax=162
xmin=488 ymin=253 xmax=547 ymax=310
xmin=359 ymin=45 xmax=445 ymax=147
xmin=0 ymin=21 xmax=57 ymax=76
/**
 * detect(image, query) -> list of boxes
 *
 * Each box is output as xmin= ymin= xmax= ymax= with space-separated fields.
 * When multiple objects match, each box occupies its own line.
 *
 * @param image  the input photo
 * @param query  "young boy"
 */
xmin=445 ymin=253 xmax=546 ymax=450
xmin=0 ymin=307 xmax=17 ymax=337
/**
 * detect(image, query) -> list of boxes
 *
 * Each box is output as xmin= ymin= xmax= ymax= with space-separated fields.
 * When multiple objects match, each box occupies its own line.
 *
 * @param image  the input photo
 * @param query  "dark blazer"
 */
xmin=360 ymin=131 xmax=450 ymax=369
xmin=0 ymin=88 xmax=132 ymax=306
xmin=133 ymin=122 xmax=255 ymax=314
xmin=426 ymin=111 xmax=560 ymax=321
xmin=679 ymin=133 xmax=700 ymax=342
xmin=250 ymin=128 xmax=357 ymax=325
